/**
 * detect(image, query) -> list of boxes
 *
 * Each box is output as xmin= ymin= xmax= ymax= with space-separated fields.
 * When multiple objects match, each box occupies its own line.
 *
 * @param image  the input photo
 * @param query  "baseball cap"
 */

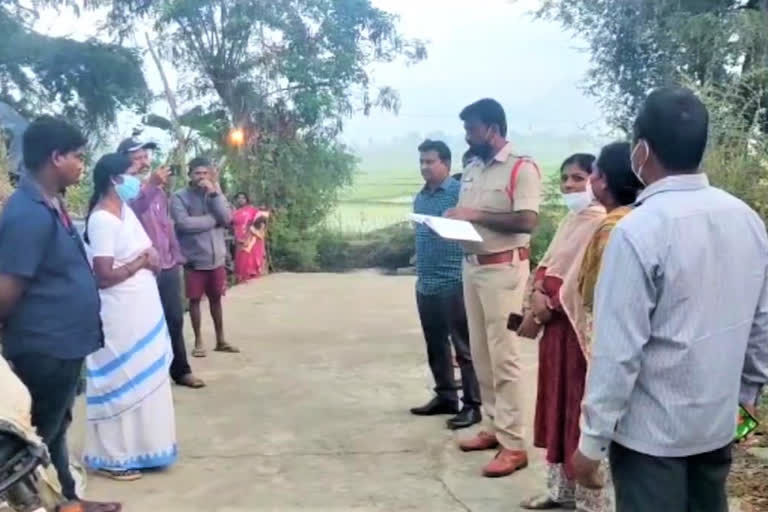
xmin=116 ymin=137 xmax=159 ymax=154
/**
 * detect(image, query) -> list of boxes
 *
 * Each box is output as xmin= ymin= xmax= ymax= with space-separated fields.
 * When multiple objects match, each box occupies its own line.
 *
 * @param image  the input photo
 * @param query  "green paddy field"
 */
xmin=326 ymin=169 xmax=423 ymax=235
xmin=328 ymin=165 xmax=558 ymax=235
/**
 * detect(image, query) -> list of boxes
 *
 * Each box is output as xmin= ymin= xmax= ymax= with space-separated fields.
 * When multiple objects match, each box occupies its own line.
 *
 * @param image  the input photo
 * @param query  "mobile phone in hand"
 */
xmin=735 ymin=405 xmax=759 ymax=442
xmin=507 ymin=313 xmax=523 ymax=331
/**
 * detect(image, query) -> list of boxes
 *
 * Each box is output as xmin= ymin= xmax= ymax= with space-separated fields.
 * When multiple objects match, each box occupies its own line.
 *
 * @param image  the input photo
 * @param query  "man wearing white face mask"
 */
xmin=571 ymin=87 xmax=768 ymax=511
xmin=446 ymin=98 xmax=542 ymax=478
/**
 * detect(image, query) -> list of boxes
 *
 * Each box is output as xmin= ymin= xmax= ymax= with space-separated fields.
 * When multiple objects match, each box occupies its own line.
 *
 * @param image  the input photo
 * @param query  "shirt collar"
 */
xmin=636 ymin=173 xmax=710 ymax=205
xmin=19 ymin=174 xmax=72 ymax=226
xmin=421 ymin=176 xmax=453 ymax=194
xmin=19 ymin=174 xmax=52 ymax=207
xmin=493 ymin=142 xmax=514 ymax=163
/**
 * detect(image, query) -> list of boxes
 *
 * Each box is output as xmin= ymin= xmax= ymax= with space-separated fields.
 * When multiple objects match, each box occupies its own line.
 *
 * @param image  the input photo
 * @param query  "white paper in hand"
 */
xmin=409 ymin=213 xmax=483 ymax=242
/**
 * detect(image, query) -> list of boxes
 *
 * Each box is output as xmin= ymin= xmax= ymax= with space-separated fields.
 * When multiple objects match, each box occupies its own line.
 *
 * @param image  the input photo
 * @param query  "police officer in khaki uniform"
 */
xmin=445 ymin=98 xmax=541 ymax=478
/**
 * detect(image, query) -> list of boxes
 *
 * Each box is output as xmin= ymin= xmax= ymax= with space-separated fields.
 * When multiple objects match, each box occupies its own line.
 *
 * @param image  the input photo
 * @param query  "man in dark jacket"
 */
xmin=171 ymin=157 xmax=238 ymax=357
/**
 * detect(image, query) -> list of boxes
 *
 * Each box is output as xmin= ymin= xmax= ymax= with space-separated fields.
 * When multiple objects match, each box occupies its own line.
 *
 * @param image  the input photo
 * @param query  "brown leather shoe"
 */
xmin=482 ymin=449 xmax=528 ymax=477
xmin=458 ymin=430 xmax=499 ymax=452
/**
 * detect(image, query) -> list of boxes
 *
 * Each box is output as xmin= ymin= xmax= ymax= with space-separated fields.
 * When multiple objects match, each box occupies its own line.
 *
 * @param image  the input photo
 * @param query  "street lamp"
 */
xmin=228 ymin=127 xmax=245 ymax=147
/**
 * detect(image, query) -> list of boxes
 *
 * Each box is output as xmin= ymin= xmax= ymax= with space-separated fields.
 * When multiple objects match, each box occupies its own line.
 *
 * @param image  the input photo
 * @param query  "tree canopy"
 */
xmin=89 ymin=0 xmax=426 ymax=269
xmin=0 ymin=1 xmax=150 ymax=132
xmin=93 ymin=0 xmax=425 ymax=131
xmin=538 ymin=0 xmax=768 ymax=133
xmin=2 ymin=0 xmax=425 ymax=269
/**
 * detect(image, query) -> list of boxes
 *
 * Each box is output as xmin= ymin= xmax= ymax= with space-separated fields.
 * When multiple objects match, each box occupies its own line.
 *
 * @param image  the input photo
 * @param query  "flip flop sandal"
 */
xmin=97 ymin=469 xmax=142 ymax=482
xmin=191 ymin=347 xmax=207 ymax=358
xmin=214 ymin=343 xmax=240 ymax=353
xmin=77 ymin=500 xmax=123 ymax=512
xmin=520 ymin=495 xmax=573 ymax=510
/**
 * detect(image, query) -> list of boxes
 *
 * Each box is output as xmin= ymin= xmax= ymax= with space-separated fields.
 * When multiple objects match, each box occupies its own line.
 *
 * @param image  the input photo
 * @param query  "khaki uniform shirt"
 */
xmin=457 ymin=142 xmax=541 ymax=255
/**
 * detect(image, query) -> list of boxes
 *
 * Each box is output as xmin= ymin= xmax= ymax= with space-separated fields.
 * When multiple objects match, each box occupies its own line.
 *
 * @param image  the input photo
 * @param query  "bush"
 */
xmin=229 ymin=135 xmax=355 ymax=272
xmin=0 ymin=171 xmax=11 ymax=208
xmin=693 ymin=78 xmax=768 ymax=220
xmin=316 ymin=228 xmax=351 ymax=271
xmin=268 ymin=219 xmax=322 ymax=272
xmin=531 ymin=172 xmax=566 ymax=266
xmin=317 ymin=222 xmax=415 ymax=271
xmin=271 ymin=221 xmax=415 ymax=273
xmin=63 ymin=182 xmax=90 ymax=217
xmin=356 ymin=222 xmax=414 ymax=269
xmin=0 ymin=136 xmax=12 ymax=208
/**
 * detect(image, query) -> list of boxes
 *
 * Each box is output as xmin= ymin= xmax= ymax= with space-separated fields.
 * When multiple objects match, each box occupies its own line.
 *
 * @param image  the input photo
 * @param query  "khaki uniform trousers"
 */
xmin=462 ymin=256 xmax=529 ymax=450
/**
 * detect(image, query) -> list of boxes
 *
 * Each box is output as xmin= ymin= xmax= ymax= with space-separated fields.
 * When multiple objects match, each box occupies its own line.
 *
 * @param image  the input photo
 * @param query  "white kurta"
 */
xmin=83 ymin=206 xmax=177 ymax=470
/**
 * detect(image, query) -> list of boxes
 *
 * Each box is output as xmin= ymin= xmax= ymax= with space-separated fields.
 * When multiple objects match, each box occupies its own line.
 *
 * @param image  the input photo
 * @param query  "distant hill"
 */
xmin=349 ymin=130 xmax=608 ymax=173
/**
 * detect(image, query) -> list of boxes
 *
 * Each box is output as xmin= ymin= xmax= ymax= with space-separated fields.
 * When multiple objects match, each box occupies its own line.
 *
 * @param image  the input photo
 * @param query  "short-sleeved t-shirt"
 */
xmin=87 ymin=207 xmax=153 ymax=264
xmin=0 ymin=177 xmax=102 ymax=360
xmin=86 ymin=207 xmax=156 ymax=306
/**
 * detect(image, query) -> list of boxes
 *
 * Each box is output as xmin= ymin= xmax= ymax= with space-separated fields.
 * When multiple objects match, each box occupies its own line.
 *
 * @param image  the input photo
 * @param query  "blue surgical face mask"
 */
xmin=113 ymin=174 xmax=141 ymax=202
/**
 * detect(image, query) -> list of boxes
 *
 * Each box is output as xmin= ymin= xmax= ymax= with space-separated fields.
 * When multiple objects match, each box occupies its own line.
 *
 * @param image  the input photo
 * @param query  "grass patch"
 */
xmin=327 ymin=169 xmax=421 ymax=235
xmin=327 ymin=164 xmax=563 ymax=239
xmin=326 ymin=202 xmax=411 ymax=235
xmin=339 ymin=169 xmax=422 ymax=202
xmin=318 ymin=163 xmax=563 ymax=269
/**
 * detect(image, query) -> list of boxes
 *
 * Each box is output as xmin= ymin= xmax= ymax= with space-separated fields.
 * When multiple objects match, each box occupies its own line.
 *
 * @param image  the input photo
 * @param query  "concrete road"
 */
xmin=71 ymin=272 xmax=544 ymax=511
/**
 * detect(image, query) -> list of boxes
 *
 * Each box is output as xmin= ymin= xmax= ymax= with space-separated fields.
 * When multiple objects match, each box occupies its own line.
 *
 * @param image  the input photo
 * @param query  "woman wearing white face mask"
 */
xmin=518 ymin=154 xmax=608 ymax=511
xmin=83 ymin=153 xmax=177 ymax=481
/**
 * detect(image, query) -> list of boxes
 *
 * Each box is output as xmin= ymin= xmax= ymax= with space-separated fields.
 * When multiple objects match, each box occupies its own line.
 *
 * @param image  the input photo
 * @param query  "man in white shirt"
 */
xmin=571 ymin=87 xmax=768 ymax=511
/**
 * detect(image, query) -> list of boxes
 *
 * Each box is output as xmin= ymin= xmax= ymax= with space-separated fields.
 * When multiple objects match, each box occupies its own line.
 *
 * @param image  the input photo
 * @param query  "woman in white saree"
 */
xmin=83 ymin=153 xmax=177 ymax=481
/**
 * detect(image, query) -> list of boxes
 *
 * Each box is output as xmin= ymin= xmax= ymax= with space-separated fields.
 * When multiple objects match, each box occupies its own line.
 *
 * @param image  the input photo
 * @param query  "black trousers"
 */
xmin=610 ymin=442 xmax=731 ymax=512
xmin=157 ymin=265 xmax=192 ymax=381
xmin=10 ymin=354 xmax=82 ymax=501
xmin=416 ymin=288 xmax=481 ymax=406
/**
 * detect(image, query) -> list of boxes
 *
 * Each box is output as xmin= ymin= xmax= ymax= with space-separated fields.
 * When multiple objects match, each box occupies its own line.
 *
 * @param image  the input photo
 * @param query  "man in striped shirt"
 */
xmin=572 ymin=87 xmax=768 ymax=511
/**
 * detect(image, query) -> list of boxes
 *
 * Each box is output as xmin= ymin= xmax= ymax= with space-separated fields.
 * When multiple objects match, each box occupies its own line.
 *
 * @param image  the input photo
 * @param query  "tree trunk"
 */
xmin=145 ymin=33 xmax=187 ymax=167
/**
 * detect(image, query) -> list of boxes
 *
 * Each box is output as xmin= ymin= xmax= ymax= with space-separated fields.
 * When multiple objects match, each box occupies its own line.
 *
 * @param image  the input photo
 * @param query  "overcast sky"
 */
xmin=343 ymin=0 xmax=605 ymax=145
xmin=36 ymin=0 xmax=605 ymax=148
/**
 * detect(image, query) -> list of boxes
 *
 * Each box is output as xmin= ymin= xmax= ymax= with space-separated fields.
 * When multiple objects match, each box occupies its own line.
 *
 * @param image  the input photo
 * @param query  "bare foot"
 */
xmin=176 ymin=373 xmax=206 ymax=388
